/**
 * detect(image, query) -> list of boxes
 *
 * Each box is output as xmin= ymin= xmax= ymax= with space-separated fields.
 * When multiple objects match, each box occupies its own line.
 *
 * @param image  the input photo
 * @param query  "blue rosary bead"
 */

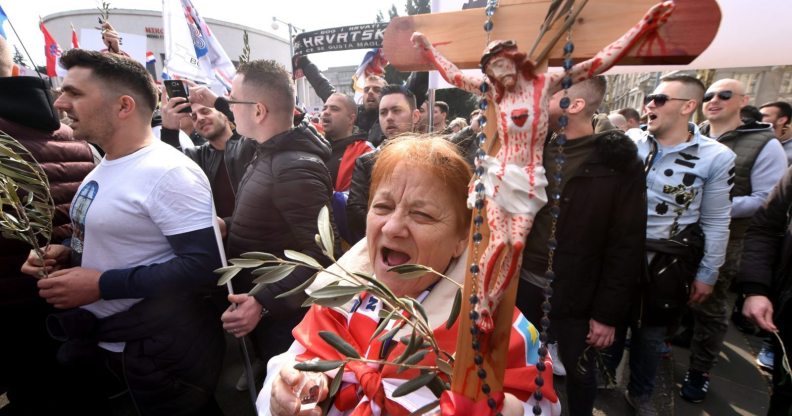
xmin=470 ymin=310 xmax=480 ymax=321
xmin=470 ymin=263 xmax=480 ymax=273
xmin=544 ymin=270 xmax=556 ymax=281
xmin=541 ymin=317 xmax=551 ymax=329
xmin=483 ymin=20 xmax=494 ymax=32
xmin=550 ymin=190 xmax=561 ymax=201
xmin=563 ymin=57 xmax=574 ymax=70
xmin=474 ymin=216 xmax=484 ymax=226
xmin=478 ymin=100 xmax=488 ymax=110
xmin=479 ymin=82 xmax=489 ymax=93
xmin=482 ymin=383 xmax=491 ymax=394
xmin=485 ymin=5 xmax=496 ymax=16
xmin=546 ymin=238 xmax=558 ymax=250
xmin=487 ymin=398 xmax=497 ymax=409
xmin=558 ymin=115 xmax=569 ymax=128
xmin=475 ymin=166 xmax=485 ymax=176
xmin=474 ymin=354 xmax=483 ymax=365
xmin=544 ymin=286 xmax=554 ymax=298
xmin=552 ymin=171 xmax=563 ymax=183
xmin=473 ymin=232 xmax=483 ymax=243
xmin=562 ymin=75 xmax=573 ymax=89
xmin=550 ymin=205 xmax=560 ymax=218
xmin=541 ymin=302 xmax=551 ymax=313
xmin=477 ymin=132 xmax=486 ymax=145
xmin=470 ymin=294 xmax=479 ymax=304
xmin=536 ymin=361 xmax=545 ymax=372
xmin=559 ymin=97 xmax=570 ymax=109
xmin=479 ymin=115 xmax=487 ymax=126
xmin=475 ymin=199 xmax=485 ymax=209
xmin=476 ymin=149 xmax=487 ymax=160
xmin=563 ymin=41 xmax=574 ymax=54
xmin=475 ymin=182 xmax=485 ymax=193
xmin=556 ymin=133 xmax=567 ymax=146
xmin=533 ymin=404 xmax=543 ymax=415
xmin=535 ymin=375 xmax=544 ymax=387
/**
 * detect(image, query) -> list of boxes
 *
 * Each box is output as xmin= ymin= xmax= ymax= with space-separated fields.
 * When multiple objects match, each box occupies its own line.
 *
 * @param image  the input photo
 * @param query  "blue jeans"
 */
xmin=604 ymin=325 xmax=667 ymax=398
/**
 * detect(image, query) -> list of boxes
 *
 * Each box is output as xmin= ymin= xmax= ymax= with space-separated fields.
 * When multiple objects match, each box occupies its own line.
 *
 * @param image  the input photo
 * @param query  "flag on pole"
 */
xmin=40 ymin=20 xmax=65 ymax=77
xmin=351 ymin=48 xmax=388 ymax=103
xmin=163 ymin=0 xmax=236 ymax=92
xmin=146 ymin=51 xmax=157 ymax=81
xmin=70 ymin=23 xmax=80 ymax=49
xmin=0 ymin=5 xmax=8 ymax=39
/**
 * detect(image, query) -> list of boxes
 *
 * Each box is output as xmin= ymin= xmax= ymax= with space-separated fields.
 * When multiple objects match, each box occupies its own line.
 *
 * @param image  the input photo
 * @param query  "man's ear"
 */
xmin=680 ymin=99 xmax=699 ymax=117
xmin=254 ymin=102 xmax=269 ymax=124
xmin=567 ymin=97 xmax=587 ymax=115
xmin=412 ymin=109 xmax=421 ymax=125
xmin=117 ymin=95 xmax=137 ymax=120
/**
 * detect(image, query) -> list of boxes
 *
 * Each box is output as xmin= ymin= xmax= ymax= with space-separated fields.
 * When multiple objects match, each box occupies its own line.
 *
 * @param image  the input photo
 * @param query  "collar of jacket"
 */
xmin=256 ymin=123 xmax=332 ymax=162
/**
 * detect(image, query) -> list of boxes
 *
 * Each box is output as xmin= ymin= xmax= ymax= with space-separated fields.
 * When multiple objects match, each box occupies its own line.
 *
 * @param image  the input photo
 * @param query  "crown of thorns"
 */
xmin=480 ymin=40 xmax=518 ymax=69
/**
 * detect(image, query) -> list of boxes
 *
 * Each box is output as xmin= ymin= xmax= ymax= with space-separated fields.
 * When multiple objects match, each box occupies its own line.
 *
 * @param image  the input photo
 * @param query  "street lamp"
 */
xmin=271 ymin=16 xmax=304 ymax=62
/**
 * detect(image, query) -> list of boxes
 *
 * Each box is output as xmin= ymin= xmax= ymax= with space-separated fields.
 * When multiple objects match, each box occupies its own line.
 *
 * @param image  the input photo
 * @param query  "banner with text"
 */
xmin=293 ymin=23 xmax=387 ymax=56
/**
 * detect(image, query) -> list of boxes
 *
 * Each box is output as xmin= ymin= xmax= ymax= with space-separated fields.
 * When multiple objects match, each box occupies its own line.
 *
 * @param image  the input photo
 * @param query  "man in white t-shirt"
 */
xmin=22 ymin=49 xmax=224 ymax=415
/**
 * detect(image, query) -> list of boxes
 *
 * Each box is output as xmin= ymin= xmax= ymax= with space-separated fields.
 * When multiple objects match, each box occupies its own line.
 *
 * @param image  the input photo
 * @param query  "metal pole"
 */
xmin=427 ymin=89 xmax=436 ymax=133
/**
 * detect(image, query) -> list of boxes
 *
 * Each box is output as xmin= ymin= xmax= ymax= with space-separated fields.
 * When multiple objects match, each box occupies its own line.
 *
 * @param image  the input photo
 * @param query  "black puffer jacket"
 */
xmin=227 ymin=125 xmax=337 ymax=315
xmin=522 ymin=131 xmax=647 ymax=326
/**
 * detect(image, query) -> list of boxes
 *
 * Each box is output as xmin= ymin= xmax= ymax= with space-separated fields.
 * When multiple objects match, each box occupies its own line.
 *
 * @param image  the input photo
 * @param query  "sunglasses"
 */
xmin=702 ymin=90 xmax=740 ymax=103
xmin=644 ymin=94 xmax=691 ymax=107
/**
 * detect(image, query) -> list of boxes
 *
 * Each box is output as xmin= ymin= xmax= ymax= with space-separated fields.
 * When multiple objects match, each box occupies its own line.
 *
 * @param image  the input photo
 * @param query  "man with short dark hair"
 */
xmin=760 ymin=101 xmax=792 ymax=164
xmin=518 ymin=76 xmax=647 ymax=416
xmin=295 ymin=55 xmax=428 ymax=147
xmin=606 ymin=74 xmax=735 ymax=414
xmin=217 ymin=60 xmax=336 ymax=378
xmin=618 ymin=107 xmax=644 ymax=140
xmin=23 ymin=49 xmax=224 ymax=415
xmin=681 ymin=78 xmax=787 ymax=403
xmin=433 ymin=100 xmax=450 ymax=133
xmin=346 ymin=85 xmax=420 ymax=242
xmin=0 ymin=35 xmax=96 ymax=416
xmin=161 ymin=97 xmax=256 ymax=219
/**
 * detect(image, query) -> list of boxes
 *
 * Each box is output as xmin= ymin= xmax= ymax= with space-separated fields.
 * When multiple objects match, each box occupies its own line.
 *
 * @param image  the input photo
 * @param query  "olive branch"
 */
xmin=215 ymin=206 xmax=462 ymax=408
xmin=0 ymin=130 xmax=55 ymax=277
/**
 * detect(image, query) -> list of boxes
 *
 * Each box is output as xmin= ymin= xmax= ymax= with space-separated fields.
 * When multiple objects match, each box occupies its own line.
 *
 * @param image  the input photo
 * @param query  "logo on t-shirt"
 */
xmin=70 ymin=181 xmax=98 ymax=255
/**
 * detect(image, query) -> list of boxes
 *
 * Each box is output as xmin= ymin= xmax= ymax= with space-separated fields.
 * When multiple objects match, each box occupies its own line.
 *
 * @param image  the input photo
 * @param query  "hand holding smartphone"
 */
xmin=164 ymin=80 xmax=192 ymax=114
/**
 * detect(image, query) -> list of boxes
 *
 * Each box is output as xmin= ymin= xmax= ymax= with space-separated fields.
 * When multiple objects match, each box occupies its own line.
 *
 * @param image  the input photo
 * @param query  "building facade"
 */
xmin=605 ymin=66 xmax=792 ymax=120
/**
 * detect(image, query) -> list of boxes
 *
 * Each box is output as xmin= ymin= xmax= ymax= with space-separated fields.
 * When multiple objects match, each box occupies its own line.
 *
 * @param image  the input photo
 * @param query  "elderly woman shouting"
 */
xmin=258 ymin=136 xmax=560 ymax=416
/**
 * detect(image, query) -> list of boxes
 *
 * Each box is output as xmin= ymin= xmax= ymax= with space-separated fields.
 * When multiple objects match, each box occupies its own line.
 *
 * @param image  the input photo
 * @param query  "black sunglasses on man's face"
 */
xmin=703 ymin=90 xmax=739 ymax=103
xmin=644 ymin=94 xmax=691 ymax=107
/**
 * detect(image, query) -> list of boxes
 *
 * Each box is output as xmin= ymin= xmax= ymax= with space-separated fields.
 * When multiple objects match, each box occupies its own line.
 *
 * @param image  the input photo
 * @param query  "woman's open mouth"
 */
xmin=382 ymin=247 xmax=411 ymax=267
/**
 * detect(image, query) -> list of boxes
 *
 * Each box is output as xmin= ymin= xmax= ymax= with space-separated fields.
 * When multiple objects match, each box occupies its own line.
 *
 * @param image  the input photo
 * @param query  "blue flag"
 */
xmin=0 ymin=5 xmax=8 ymax=39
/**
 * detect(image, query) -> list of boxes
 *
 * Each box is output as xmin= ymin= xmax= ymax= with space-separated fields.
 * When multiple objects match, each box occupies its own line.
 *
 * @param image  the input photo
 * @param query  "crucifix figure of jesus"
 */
xmin=412 ymin=1 xmax=674 ymax=333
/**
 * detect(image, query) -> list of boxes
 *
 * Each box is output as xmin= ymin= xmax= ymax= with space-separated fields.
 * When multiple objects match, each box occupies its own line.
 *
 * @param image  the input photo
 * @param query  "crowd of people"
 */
xmin=1 ymin=15 xmax=791 ymax=416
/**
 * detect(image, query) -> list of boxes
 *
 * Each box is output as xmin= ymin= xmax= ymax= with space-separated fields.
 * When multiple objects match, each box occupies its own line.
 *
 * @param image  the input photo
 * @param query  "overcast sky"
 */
xmin=2 ymin=0 xmax=401 ymax=70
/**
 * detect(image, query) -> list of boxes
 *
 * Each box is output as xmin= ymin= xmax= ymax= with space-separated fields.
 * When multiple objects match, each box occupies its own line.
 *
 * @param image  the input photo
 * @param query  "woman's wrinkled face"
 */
xmin=367 ymin=164 xmax=467 ymax=298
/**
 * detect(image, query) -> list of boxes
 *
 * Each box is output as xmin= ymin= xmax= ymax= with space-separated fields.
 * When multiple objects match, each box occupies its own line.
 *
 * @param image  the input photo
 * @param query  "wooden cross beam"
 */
xmin=381 ymin=0 xmax=721 ymax=412
xmin=383 ymin=0 xmax=720 ymax=71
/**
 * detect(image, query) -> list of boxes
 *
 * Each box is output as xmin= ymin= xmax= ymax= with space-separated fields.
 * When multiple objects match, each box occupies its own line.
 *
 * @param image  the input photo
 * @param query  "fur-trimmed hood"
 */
xmin=590 ymin=130 xmax=642 ymax=172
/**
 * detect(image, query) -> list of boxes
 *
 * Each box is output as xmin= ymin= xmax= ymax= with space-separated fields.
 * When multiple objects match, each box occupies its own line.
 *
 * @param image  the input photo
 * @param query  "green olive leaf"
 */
xmin=317 ymin=205 xmax=335 ymax=260
xmin=216 ymin=267 xmax=242 ymax=286
xmin=445 ymin=288 xmax=462 ymax=329
xmin=391 ymin=371 xmax=436 ymax=397
xmin=293 ymin=360 xmax=344 ymax=372
xmin=228 ymin=258 xmax=266 ymax=268
xmin=319 ymin=331 xmax=360 ymax=359
xmin=284 ymin=250 xmax=323 ymax=269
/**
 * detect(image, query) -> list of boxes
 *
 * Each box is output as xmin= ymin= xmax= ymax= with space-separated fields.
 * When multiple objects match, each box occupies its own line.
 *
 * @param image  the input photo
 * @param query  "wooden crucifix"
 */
xmin=383 ymin=0 xmax=720 ymax=413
